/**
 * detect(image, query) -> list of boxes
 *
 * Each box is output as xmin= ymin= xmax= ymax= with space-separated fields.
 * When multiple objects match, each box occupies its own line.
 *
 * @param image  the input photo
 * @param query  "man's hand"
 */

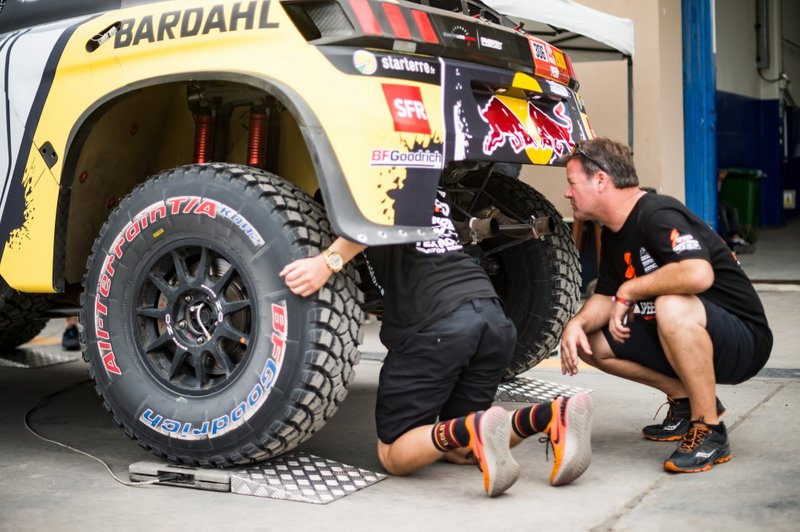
xmin=560 ymin=319 xmax=592 ymax=376
xmin=608 ymin=298 xmax=634 ymax=344
xmin=280 ymin=255 xmax=332 ymax=297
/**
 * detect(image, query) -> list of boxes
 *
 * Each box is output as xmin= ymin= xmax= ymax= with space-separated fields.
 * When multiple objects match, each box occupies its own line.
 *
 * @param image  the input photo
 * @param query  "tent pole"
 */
xmin=627 ymin=56 xmax=634 ymax=152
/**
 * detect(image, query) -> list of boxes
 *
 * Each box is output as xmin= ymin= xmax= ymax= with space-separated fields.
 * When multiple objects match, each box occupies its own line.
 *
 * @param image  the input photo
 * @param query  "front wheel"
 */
xmin=81 ymin=164 xmax=362 ymax=466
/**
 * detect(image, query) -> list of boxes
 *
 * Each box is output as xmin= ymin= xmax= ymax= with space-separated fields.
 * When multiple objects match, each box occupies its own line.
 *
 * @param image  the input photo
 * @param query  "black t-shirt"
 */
xmin=365 ymin=190 xmax=497 ymax=349
xmin=596 ymin=193 xmax=771 ymax=350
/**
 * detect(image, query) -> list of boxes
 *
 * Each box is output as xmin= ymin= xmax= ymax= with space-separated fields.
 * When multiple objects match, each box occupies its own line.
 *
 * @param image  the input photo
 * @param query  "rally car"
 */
xmin=0 ymin=0 xmax=591 ymax=466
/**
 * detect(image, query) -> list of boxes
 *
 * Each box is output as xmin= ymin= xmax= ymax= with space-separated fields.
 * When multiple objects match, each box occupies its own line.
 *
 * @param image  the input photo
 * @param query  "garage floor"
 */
xmin=1 ymin=217 xmax=797 ymax=530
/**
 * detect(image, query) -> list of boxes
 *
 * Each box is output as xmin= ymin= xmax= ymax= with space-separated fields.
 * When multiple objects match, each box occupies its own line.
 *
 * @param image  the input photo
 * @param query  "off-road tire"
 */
xmin=81 ymin=163 xmax=362 ymax=466
xmin=0 ymin=279 xmax=53 ymax=349
xmin=459 ymin=175 xmax=580 ymax=379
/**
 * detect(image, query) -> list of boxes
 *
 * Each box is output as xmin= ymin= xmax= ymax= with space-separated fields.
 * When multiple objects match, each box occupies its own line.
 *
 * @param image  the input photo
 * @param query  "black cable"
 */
xmin=23 ymin=379 xmax=167 ymax=488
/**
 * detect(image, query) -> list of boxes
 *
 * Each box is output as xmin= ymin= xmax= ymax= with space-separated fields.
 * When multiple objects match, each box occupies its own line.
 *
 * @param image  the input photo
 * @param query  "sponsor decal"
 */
xmin=669 ymin=228 xmax=701 ymax=254
xmin=94 ymin=197 xmax=265 ymax=377
xmin=479 ymin=36 xmax=503 ymax=51
xmin=547 ymin=80 xmax=570 ymax=98
xmin=530 ymin=39 xmax=554 ymax=63
xmin=114 ymin=0 xmax=278 ymax=49
xmin=479 ymin=97 xmax=574 ymax=160
xmin=639 ymin=300 xmax=656 ymax=319
xmin=370 ymin=149 xmax=442 ymax=169
xmin=139 ymin=301 xmax=288 ymax=440
xmin=442 ymin=25 xmax=477 ymax=46
xmin=382 ymin=84 xmax=431 ymax=135
xmin=380 ymin=55 xmax=437 ymax=76
xmin=0 ymin=1 xmax=5 ymax=15
xmin=353 ymin=49 xmax=378 ymax=75
xmin=528 ymin=37 xmax=569 ymax=83
xmin=416 ymin=191 xmax=461 ymax=255
xmin=639 ymin=247 xmax=659 ymax=274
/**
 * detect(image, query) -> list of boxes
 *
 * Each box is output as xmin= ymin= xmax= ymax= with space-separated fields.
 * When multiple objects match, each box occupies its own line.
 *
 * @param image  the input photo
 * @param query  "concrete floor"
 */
xmin=1 ymin=217 xmax=798 ymax=531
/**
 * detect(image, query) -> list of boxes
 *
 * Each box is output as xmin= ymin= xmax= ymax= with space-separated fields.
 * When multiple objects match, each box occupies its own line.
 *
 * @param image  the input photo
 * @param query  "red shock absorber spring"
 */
xmin=248 ymin=108 xmax=268 ymax=169
xmin=193 ymin=111 xmax=216 ymax=164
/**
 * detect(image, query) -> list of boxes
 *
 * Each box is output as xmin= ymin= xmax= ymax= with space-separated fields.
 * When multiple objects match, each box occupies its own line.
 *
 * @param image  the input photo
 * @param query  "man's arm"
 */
xmin=560 ymin=293 xmax=614 ymax=376
xmin=607 ymin=258 xmax=713 ymax=343
xmin=280 ymin=237 xmax=367 ymax=297
xmin=613 ymin=258 xmax=714 ymax=302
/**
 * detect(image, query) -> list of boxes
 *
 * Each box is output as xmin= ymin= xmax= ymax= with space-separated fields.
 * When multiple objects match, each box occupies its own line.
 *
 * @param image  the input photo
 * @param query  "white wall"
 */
xmin=522 ymin=0 xmax=686 ymax=217
xmin=716 ymin=0 xmax=797 ymax=103
xmin=715 ymin=0 xmax=761 ymax=98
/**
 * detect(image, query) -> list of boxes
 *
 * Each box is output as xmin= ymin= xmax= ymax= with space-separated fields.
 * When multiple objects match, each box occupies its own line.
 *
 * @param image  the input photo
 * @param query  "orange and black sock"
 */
xmin=431 ymin=412 xmax=481 ymax=452
xmin=511 ymin=403 xmax=553 ymax=438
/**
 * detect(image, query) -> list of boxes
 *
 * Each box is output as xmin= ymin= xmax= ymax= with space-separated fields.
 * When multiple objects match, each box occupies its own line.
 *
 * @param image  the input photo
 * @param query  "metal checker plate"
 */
xmin=231 ymin=452 xmax=386 ymax=504
xmin=494 ymin=377 xmax=591 ymax=403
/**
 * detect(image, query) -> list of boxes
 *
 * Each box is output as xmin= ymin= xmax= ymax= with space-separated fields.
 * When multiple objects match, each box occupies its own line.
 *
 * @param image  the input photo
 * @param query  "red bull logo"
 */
xmin=479 ymin=96 xmax=574 ymax=160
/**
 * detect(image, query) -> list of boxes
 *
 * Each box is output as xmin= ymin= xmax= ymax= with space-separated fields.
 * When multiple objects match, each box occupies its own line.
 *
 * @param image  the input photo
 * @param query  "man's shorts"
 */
xmin=602 ymin=296 xmax=771 ymax=384
xmin=375 ymin=298 xmax=516 ymax=444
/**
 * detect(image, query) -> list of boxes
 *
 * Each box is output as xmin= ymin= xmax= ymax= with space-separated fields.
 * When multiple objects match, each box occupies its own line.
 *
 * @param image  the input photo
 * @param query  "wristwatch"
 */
xmin=322 ymin=249 xmax=344 ymax=273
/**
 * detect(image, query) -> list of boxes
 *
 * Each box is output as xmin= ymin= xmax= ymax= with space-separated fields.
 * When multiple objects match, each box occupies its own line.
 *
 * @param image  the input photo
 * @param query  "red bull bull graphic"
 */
xmin=479 ymin=96 xmax=574 ymax=162
xmin=440 ymin=60 xmax=589 ymax=166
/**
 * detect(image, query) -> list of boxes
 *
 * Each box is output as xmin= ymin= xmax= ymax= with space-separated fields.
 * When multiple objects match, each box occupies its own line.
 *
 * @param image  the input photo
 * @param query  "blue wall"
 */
xmin=716 ymin=90 xmax=784 ymax=226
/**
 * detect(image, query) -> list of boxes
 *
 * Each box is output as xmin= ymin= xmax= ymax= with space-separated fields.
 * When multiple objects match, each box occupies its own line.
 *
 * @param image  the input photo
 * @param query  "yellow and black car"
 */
xmin=0 ymin=0 xmax=592 ymax=465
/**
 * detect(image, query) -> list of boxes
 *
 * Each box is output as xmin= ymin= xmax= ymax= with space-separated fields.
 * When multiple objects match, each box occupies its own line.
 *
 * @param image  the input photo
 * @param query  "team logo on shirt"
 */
xmin=639 ymin=247 xmax=658 ymax=273
xmin=416 ymin=192 xmax=462 ymax=255
xmin=623 ymin=252 xmax=636 ymax=279
xmin=669 ymin=228 xmax=701 ymax=254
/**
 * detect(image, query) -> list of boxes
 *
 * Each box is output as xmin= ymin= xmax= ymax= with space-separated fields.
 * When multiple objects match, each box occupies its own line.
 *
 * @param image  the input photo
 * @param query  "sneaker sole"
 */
xmin=551 ymin=392 xmax=594 ymax=486
xmin=664 ymin=454 xmax=732 ymax=473
xmin=643 ymin=433 xmax=683 ymax=442
xmin=467 ymin=407 xmax=519 ymax=497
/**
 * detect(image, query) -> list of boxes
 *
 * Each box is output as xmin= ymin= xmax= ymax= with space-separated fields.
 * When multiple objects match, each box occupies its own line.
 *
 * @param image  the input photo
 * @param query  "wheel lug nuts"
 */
xmin=197 ymin=337 xmax=205 ymax=345
xmin=184 ymin=295 xmax=192 ymax=302
xmin=178 ymin=321 xmax=186 ymax=329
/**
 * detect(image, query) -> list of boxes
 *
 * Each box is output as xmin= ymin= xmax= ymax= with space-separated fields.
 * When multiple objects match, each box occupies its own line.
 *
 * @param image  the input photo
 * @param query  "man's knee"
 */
xmin=654 ymin=295 xmax=706 ymax=336
xmin=377 ymin=439 xmax=411 ymax=476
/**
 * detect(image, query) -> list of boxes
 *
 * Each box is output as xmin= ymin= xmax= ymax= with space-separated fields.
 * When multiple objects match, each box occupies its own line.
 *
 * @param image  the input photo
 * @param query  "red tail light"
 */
xmin=382 ymin=3 xmax=412 ymax=39
xmin=349 ymin=0 xmax=381 ymax=35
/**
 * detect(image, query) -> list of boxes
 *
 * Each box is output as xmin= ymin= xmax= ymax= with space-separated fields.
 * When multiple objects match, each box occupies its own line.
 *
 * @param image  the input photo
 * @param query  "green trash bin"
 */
xmin=719 ymin=168 xmax=764 ymax=243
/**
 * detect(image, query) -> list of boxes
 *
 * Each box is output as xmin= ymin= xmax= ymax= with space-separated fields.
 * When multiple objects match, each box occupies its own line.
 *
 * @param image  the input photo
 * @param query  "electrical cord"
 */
xmin=23 ymin=379 xmax=177 ymax=488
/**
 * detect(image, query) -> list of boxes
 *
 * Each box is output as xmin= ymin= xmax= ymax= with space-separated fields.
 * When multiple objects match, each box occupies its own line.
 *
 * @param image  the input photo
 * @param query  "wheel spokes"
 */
xmin=208 ymin=344 xmax=235 ymax=377
xmin=144 ymin=332 xmax=173 ymax=353
xmin=221 ymin=298 xmax=250 ymax=315
xmin=137 ymin=305 xmax=167 ymax=320
xmin=147 ymin=272 xmax=175 ymax=295
xmin=217 ymin=322 xmax=249 ymax=347
xmin=170 ymin=249 xmax=192 ymax=287
xmin=137 ymin=243 xmax=252 ymax=393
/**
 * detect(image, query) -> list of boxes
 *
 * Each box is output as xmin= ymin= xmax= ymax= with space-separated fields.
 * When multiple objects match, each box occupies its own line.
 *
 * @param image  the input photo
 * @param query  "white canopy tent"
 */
xmin=481 ymin=0 xmax=635 ymax=147
xmin=482 ymin=0 xmax=634 ymax=61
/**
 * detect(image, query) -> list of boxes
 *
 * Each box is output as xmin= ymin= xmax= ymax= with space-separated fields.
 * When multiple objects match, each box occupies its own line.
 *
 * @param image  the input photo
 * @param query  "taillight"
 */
xmin=284 ymin=0 xmax=440 ymax=44
xmin=564 ymin=53 xmax=577 ymax=82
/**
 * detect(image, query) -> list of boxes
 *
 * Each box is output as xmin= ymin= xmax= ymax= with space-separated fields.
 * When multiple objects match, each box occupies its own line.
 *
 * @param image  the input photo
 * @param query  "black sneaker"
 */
xmin=664 ymin=421 xmax=731 ymax=473
xmin=61 ymin=324 xmax=80 ymax=351
xmin=642 ymin=396 xmax=725 ymax=441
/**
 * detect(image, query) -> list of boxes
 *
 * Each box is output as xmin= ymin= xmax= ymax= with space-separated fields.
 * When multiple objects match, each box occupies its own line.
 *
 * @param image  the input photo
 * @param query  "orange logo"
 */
xmin=623 ymin=252 xmax=636 ymax=279
xmin=669 ymin=228 xmax=680 ymax=250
